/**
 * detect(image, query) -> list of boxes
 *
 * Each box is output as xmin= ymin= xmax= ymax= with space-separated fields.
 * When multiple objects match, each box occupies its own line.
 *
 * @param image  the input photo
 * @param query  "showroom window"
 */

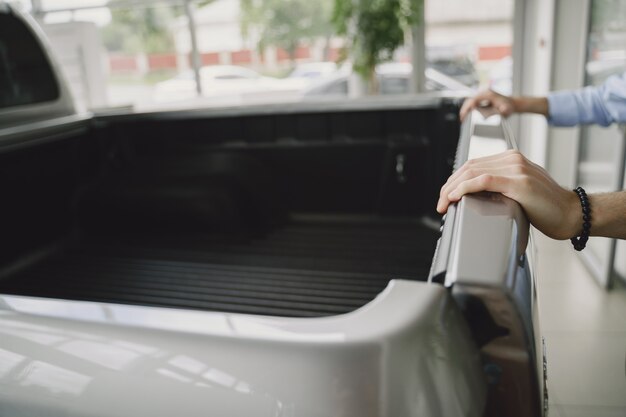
xmin=424 ymin=0 xmax=514 ymax=93
xmin=9 ymin=0 xmax=514 ymax=110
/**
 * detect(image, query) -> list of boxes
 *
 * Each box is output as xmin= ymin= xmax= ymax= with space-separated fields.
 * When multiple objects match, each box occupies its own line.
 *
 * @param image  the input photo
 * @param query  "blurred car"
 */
xmin=428 ymin=56 xmax=480 ymax=87
xmin=154 ymin=65 xmax=301 ymax=103
xmin=586 ymin=57 xmax=626 ymax=85
xmin=287 ymin=61 xmax=340 ymax=80
xmin=302 ymin=62 xmax=473 ymax=97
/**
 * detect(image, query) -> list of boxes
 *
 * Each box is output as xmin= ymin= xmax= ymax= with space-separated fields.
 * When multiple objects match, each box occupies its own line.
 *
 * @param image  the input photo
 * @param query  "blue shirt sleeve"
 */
xmin=547 ymin=71 xmax=626 ymax=127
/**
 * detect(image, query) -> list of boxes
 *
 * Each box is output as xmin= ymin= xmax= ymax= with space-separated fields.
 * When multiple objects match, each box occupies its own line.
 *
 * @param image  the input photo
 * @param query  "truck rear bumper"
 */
xmin=0 ymin=279 xmax=485 ymax=417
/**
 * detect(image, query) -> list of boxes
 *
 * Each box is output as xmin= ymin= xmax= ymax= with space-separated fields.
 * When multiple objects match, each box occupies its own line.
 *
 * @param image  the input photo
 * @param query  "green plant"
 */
xmin=332 ymin=0 xmax=423 ymax=92
xmin=240 ymin=0 xmax=334 ymax=63
xmin=102 ymin=6 xmax=178 ymax=54
xmin=101 ymin=1 xmax=216 ymax=55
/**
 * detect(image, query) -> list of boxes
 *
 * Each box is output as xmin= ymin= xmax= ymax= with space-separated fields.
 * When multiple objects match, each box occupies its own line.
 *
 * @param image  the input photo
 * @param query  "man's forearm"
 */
xmin=512 ymin=96 xmax=549 ymax=117
xmin=436 ymin=150 xmax=626 ymax=242
xmin=587 ymin=192 xmax=626 ymax=239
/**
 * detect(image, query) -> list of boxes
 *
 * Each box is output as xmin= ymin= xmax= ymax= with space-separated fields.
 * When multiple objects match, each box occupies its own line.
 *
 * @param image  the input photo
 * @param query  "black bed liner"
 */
xmin=0 ymin=218 xmax=439 ymax=317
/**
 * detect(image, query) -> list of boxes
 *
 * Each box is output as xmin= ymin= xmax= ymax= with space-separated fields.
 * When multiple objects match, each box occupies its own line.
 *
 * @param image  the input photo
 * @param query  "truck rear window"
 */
xmin=0 ymin=12 xmax=59 ymax=109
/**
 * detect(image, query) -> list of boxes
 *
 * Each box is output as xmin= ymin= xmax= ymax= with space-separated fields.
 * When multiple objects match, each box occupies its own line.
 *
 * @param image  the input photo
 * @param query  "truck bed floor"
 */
xmin=0 ymin=218 xmax=439 ymax=317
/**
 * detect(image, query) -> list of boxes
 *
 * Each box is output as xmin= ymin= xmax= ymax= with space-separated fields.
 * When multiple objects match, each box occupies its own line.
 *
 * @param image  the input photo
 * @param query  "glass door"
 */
xmin=576 ymin=0 xmax=626 ymax=288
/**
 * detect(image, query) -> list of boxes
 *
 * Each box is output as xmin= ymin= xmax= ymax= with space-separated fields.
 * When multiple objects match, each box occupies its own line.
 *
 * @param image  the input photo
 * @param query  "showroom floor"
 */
xmin=535 ymin=233 xmax=626 ymax=417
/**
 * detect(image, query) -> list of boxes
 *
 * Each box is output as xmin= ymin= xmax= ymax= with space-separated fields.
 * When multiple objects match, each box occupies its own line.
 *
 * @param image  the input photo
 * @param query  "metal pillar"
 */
xmin=410 ymin=23 xmax=426 ymax=94
xmin=184 ymin=0 xmax=202 ymax=96
xmin=409 ymin=1 xmax=425 ymax=94
xmin=31 ymin=0 xmax=44 ymax=20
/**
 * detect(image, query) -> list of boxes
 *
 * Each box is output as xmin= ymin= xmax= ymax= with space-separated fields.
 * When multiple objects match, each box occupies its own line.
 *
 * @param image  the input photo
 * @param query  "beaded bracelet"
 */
xmin=570 ymin=186 xmax=591 ymax=251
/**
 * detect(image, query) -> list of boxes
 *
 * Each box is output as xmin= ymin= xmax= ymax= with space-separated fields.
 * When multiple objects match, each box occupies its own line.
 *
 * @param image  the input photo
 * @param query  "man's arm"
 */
xmin=436 ymin=150 xmax=626 ymax=240
xmin=586 ymin=192 xmax=626 ymax=239
xmin=459 ymin=90 xmax=548 ymax=121
xmin=460 ymin=72 xmax=626 ymax=126
xmin=547 ymin=72 xmax=626 ymax=126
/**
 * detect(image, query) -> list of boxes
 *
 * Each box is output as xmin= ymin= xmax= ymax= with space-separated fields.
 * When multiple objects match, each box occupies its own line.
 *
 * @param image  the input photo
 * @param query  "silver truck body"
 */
xmin=0 ymin=5 xmax=544 ymax=416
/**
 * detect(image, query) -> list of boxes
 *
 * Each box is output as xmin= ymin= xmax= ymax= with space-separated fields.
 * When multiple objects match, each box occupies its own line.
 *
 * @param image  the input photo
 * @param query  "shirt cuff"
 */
xmin=547 ymin=91 xmax=580 ymax=126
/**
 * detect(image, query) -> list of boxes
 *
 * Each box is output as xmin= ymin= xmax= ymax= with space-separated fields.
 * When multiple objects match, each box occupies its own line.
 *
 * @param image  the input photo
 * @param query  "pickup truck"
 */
xmin=0 ymin=5 xmax=545 ymax=417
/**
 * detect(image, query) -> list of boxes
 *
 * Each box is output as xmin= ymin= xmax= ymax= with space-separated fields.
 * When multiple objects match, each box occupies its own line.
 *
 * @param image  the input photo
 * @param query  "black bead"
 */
xmin=571 ymin=186 xmax=590 ymax=251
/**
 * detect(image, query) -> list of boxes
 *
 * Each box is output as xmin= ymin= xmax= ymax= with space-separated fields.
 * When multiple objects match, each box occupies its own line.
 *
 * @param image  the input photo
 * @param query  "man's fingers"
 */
xmin=459 ymin=97 xmax=477 ymax=121
xmin=437 ymin=164 xmax=517 ymax=213
xmin=460 ymin=91 xmax=496 ymax=120
xmin=437 ymin=151 xmax=528 ymax=213
xmin=437 ymin=173 xmax=510 ymax=213
xmin=439 ymin=150 xmax=523 ymax=196
xmin=443 ymin=165 xmax=513 ymax=195
xmin=448 ymin=174 xmax=511 ymax=201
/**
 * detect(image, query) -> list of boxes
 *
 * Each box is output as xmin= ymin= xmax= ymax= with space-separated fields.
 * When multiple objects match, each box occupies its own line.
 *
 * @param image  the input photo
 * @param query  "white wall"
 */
xmin=174 ymin=0 xmax=247 ymax=54
xmin=426 ymin=0 xmax=513 ymax=23
xmin=426 ymin=22 xmax=513 ymax=47
xmin=42 ymin=21 xmax=107 ymax=110
xmin=514 ymin=0 xmax=555 ymax=166
xmin=425 ymin=0 xmax=514 ymax=52
xmin=546 ymin=0 xmax=590 ymax=187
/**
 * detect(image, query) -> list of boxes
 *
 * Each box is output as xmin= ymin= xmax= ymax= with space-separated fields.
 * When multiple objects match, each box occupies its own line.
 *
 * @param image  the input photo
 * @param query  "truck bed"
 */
xmin=0 ymin=100 xmax=458 ymax=318
xmin=0 ymin=216 xmax=438 ymax=317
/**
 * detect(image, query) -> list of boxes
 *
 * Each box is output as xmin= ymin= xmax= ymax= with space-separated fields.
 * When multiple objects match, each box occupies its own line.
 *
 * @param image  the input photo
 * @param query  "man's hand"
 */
xmin=436 ymin=150 xmax=581 ymax=240
xmin=459 ymin=91 xmax=549 ymax=122
xmin=460 ymin=90 xmax=517 ymax=121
